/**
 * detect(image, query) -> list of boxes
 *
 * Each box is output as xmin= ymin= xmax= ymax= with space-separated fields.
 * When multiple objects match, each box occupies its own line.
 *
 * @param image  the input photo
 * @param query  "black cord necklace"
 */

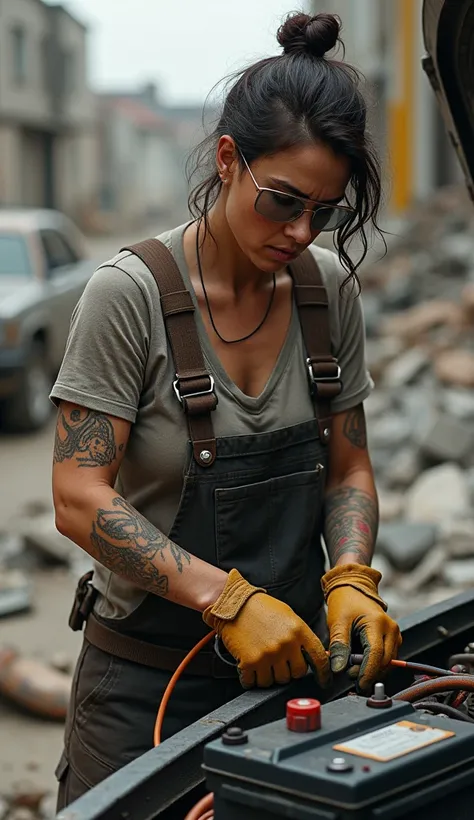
xmin=195 ymin=221 xmax=276 ymax=345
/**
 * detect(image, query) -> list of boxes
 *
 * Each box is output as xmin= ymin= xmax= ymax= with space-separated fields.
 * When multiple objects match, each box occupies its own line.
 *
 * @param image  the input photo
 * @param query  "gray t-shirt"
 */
xmin=51 ymin=223 xmax=373 ymax=619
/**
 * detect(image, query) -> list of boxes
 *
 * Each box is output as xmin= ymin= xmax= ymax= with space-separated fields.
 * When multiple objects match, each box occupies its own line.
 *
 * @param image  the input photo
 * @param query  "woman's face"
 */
xmin=218 ymin=139 xmax=351 ymax=272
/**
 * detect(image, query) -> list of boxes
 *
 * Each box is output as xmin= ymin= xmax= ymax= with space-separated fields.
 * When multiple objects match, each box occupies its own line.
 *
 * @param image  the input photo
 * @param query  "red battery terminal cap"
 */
xmin=286 ymin=698 xmax=321 ymax=732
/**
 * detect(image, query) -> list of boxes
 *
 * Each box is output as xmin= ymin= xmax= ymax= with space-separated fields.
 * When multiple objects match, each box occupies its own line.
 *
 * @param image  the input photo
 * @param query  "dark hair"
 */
xmin=187 ymin=11 xmax=384 ymax=287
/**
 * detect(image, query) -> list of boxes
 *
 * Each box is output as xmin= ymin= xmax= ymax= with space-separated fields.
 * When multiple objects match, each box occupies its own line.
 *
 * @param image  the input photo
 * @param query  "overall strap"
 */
xmin=290 ymin=249 xmax=342 ymax=443
xmin=121 ymin=239 xmax=217 ymax=467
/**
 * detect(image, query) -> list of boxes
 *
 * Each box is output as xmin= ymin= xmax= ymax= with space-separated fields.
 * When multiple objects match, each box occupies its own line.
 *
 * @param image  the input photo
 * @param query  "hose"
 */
xmin=394 ymin=675 xmax=474 ymax=703
xmin=412 ymin=700 xmax=474 ymax=723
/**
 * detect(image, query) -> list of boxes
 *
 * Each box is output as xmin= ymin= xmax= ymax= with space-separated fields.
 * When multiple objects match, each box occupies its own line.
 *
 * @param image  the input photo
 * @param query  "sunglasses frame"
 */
xmin=238 ymin=151 xmax=355 ymax=232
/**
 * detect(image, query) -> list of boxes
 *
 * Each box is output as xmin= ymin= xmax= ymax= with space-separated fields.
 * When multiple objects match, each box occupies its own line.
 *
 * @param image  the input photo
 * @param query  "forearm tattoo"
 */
xmin=54 ymin=408 xmax=122 ymax=467
xmin=323 ymin=486 xmax=378 ymax=566
xmin=90 ymin=497 xmax=191 ymax=595
xmin=342 ymin=404 xmax=367 ymax=449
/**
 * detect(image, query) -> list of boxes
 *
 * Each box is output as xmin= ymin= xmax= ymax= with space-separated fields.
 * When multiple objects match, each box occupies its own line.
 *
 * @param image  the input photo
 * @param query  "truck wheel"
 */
xmin=2 ymin=341 xmax=53 ymax=432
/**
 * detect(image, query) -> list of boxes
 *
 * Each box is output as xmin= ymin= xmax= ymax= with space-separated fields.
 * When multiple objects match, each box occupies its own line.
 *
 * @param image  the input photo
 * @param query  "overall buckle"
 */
xmin=173 ymin=374 xmax=216 ymax=405
xmin=306 ymin=357 xmax=342 ymax=396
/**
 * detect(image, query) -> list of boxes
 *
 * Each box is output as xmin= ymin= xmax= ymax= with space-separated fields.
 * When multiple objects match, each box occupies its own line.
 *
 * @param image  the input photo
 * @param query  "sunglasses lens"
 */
xmin=255 ymin=190 xmax=302 ymax=223
xmin=255 ymin=189 xmax=353 ymax=232
xmin=311 ymin=206 xmax=352 ymax=232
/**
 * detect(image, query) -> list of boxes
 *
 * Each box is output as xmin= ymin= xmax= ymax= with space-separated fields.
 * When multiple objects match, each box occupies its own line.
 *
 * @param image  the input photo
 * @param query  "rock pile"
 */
xmin=362 ymin=185 xmax=474 ymax=617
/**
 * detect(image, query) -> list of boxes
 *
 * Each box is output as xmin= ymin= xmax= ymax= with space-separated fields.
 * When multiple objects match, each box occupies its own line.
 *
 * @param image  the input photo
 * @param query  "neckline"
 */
xmin=169 ymin=222 xmax=299 ymax=412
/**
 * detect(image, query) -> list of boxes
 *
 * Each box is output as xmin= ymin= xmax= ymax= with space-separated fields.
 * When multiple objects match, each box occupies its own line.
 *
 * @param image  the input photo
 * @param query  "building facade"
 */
xmin=0 ymin=0 xmax=98 ymax=226
xmin=97 ymin=83 xmax=219 ymax=230
xmin=310 ymin=0 xmax=461 ymax=216
xmin=98 ymin=92 xmax=188 ymax=229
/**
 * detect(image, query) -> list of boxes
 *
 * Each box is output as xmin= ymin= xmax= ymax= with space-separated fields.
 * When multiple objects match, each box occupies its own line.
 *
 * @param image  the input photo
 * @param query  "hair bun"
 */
xmin=277 ymin=12 xmax=340 ymax=59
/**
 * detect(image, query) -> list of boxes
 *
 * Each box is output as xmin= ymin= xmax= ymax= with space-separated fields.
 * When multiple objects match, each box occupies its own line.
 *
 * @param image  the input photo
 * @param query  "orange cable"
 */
xmin=153 ymin=629 xmax=216 ymax=747
xmin=154 ymin=645 xmax=452 ymax=749
xmin=152 ymin=637 xmax=459 ymax=820
xmin=153 ymin=631 xmax=217 ymax=819
xmin=184 ymin=793 xmax=214 ymax=820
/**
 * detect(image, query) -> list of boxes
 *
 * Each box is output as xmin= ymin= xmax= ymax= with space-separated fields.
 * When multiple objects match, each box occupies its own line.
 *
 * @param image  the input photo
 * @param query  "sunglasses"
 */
xmin=239 ymin=152 xmax=354 ymax=232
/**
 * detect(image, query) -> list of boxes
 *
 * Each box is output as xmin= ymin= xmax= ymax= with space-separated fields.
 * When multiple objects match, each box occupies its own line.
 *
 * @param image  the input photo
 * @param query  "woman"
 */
xmin=51 ymin=11 xmax=401 ymax=815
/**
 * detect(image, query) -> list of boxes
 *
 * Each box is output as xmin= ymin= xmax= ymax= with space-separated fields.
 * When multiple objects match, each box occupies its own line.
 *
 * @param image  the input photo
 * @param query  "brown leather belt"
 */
xmin=84 ymin=614 xmax=238 ymax=679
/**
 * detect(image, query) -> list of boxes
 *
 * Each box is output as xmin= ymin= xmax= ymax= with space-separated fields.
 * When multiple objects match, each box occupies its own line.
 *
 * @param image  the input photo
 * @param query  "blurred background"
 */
xmin=1 ymin=1 xmax=473 ymax=817
xmin=0 ymin=0 xmax=464 ymax=232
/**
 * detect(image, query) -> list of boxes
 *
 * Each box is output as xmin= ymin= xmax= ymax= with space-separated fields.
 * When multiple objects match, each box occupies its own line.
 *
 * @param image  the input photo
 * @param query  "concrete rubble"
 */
xmin=363 ymin=185 xmax=474 ymax=618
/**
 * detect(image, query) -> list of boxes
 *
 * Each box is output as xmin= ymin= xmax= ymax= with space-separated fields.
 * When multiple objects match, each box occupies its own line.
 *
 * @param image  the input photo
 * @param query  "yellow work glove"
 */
xmin=321 ymin=563 xmax=402 ymax=692
xmin=203 ymin=568 xmax=330 ymax=689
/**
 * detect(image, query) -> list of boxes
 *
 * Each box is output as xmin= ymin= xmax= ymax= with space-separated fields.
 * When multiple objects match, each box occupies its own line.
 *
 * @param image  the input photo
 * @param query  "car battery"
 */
xmin=203 ymin=691 xmax=474 ymax=819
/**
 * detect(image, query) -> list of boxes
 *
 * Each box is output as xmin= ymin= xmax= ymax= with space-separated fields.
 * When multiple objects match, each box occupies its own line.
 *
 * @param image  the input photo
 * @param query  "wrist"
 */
xmin=193 ymin=568 xmax=229 ymax=613
xmin=333 ymin=554 xmax=370 ymax=568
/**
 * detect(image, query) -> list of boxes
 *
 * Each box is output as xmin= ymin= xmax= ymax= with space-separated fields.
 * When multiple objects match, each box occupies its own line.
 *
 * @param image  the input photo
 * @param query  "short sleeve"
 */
xmin=322 ymin=252 xmax=374 ymax=414
xmin=50 ymin=265 xmax=151 ymax=422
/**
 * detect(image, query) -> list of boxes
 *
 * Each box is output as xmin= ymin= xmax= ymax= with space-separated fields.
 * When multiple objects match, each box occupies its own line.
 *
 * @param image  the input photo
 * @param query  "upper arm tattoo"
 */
xmin=342 ymin=404 xmax=367 ymax=449
xmin=54 ymin=408 xmax=122 ymax=467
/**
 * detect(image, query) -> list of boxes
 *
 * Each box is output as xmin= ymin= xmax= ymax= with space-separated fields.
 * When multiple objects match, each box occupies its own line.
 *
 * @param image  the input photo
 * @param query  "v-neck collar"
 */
xmin=168 ymin=222 xmax=300 ymax=414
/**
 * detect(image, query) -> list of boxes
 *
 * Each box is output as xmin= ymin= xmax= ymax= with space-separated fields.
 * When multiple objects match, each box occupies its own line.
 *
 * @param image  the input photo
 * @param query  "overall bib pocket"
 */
xmin=214 ymin=466 xmax=324 ymax=589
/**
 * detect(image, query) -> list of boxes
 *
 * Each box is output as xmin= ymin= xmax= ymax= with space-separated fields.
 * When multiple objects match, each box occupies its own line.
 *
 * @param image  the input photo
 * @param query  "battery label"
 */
xmin=333 ymin=720 xmax=455 ymax=762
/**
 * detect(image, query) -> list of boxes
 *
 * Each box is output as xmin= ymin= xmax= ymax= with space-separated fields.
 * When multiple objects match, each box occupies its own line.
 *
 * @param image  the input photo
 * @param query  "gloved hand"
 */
xmin=321 ymin=563 xmax=402 ymax=692
xmin=203 ymin=568 xmax=330 ymax=689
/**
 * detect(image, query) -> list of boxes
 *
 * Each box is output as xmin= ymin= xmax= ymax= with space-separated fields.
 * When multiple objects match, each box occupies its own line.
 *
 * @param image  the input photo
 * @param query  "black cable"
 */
xmin=448 ymin=654 xmax=474 ymax=669
xmin=413 ymin=700 xmax=474 ymax=724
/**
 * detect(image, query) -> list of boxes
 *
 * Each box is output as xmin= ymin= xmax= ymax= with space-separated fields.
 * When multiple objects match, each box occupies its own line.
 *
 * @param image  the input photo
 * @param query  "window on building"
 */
xmin=11 ymin=25 xmax=27 ymax=85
